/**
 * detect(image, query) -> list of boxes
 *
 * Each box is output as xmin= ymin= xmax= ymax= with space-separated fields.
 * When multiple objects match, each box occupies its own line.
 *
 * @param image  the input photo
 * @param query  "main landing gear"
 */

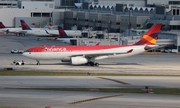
xmin=36 ymin=59 xmax=40 ymax=65
xmin=87 ymin=61 xmax=99 ymax=67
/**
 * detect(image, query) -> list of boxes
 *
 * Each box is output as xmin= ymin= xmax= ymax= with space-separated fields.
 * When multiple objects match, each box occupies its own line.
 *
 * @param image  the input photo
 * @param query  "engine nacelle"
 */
xmin=71 ymin=56 xmax=88 ymax=65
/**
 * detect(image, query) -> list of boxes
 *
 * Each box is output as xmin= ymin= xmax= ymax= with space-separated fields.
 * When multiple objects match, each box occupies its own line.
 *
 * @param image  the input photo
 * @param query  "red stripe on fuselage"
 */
xmin=27 ymin=45 xmax=135 ymax=52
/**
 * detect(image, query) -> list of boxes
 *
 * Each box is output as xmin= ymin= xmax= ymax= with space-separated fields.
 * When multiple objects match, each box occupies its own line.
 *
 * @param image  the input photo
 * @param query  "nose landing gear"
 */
xmin=36 ymin=60 xmax=40 ymax=65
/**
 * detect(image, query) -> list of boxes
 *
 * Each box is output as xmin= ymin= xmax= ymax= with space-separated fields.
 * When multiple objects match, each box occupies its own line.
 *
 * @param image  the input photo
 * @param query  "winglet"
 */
xmin=95 ymin=42 xmax=100 ymax=46
xmin=20 ymin=20 xmax=32 ymax=30
xmin=45 ymin=30 xmax=50 ymax=34
xmin=127 ymin=49 xmax=133 ymax=53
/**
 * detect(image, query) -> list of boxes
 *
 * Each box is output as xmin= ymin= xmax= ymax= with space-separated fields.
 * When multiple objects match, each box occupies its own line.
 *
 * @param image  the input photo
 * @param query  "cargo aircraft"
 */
xmin=22 ymin=23 xmax=162 ymax=66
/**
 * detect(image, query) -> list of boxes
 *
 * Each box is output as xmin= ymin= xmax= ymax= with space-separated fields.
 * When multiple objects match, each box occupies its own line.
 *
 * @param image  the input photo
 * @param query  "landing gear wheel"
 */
xmin=94 ymin=62 xmax=99 ymax=67
xmin=19 ymin=33 xmax=22 ymax=36
xmin=89 ymin=62 xmax=94 ymax=66
xmin=36 ymin=60 xmax=40 ymax=65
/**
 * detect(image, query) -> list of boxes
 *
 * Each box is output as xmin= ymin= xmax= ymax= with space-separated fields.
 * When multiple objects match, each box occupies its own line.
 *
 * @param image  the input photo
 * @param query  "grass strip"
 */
xmin=0 ymin=70 xmax=180 ymax=76
xmin=19 ymin=88 xmax=90 ymax=91
xmin=15 ymin=88 xmax=180 ymax=95
xmin=151 ymin=88 xmax=180 ymax=95
xmin=0 ymin=106 xmax=19 ymax=108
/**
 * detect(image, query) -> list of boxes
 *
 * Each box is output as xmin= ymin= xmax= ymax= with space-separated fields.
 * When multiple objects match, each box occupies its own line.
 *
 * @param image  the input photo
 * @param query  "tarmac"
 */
xmin=0 ymin=34 xmax=180 ymax=75
xmin=0 ymin=76 xmax=180 ymax=108
xmin=0 ymin=34 xmax=180 ymax=108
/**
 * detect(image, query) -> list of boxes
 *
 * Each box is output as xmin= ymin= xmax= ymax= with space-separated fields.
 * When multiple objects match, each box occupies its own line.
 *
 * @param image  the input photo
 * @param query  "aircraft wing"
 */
xmin=18 ymin=30 xmax=28 ymax=34
xmin=145 ymin=45 xmax=165 ymax=51
xmin=45 ymin=30 xmax=58 ymax=36
xmin=71 ymin=49 xmax=133 ymax=58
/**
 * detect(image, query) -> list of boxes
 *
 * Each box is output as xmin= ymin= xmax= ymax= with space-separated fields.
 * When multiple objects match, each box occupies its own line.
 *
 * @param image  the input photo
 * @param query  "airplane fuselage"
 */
xmin=0 ymin=28 xmax=22 ymax=33
xmin=20 ymin=28 xmax=50 ymax=36
xmin=22 ymin=45 xmax=146 ymax=61
xmin=46 ymin=30 xmax=82 ymax=37
xmin=21 ymin=29 xmax=82 ymax=37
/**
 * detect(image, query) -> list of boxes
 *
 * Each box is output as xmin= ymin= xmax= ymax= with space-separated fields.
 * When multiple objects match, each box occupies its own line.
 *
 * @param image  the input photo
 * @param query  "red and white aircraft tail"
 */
xmin=0 ymin=22 xmax=6 ymax=29
xmin=0 ymin=22 xmax=22 ymax=34
xmin=134 ymin=23 xmax=162 ymax=45
xmin=20 ymin=20 xmax=32 ymax=30
xmin=22 ymin=23 xmax=162 ymax=66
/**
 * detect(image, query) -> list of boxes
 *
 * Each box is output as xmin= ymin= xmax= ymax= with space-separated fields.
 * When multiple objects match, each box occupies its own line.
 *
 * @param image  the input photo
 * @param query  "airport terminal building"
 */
xmin=0 ymin=0 xmax=180 ymax=50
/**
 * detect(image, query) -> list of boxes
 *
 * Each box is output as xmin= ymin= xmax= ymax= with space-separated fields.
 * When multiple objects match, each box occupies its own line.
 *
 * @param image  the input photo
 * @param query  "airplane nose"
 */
xmin=22 ymin=52 xmax=25 ymax=56
xmin=22 ymin=52 xmax=28 ymax=57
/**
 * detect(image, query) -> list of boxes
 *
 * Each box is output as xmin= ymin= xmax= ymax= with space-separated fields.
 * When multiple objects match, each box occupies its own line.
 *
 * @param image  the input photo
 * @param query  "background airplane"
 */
xmin=48 ymin=26 xmax=74 ymax=44
xmin=20 ymin=20 xmax=50 ymax=36
xmin=20 ymin=20 xmax=82 ymax=37
xmin=0 ymin=22 xmax=22 ymax=35
xmin=45 ymin=26 xmax=82 ymax=37
xmin=22 ymin=23 xmax=162 ymax=66
xmin=55 ymin=26 xmax=100 ymax=45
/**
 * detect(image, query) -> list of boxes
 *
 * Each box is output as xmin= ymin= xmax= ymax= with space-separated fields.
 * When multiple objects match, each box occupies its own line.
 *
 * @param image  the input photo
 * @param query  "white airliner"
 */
xmin=0 ymin=22 xmax=22 ymax=34
xmin=45 ymin=28 xmax=82 ymax=37
xmin=50 ymin=26 xmax=76 ymax=44
xmin=54 ymin=26 xmax=100 ymax=44
xmin=20 ymin=20 xmax=82 ymax=37
xmin=22 ymin=23 xmax=162 ymax=66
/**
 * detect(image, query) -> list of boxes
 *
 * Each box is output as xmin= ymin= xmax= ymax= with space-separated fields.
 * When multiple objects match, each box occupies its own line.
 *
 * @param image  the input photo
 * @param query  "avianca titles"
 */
xmin=22 ymin=23 xmax=162 ymax=66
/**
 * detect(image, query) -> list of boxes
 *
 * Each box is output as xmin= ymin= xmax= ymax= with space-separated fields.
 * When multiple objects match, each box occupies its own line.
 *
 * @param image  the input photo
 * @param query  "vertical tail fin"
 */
xmin=58 ymin=26 xmax=72 ymax=38
xmin=134 ymin=23 xmax=162 ymax=45
xmin=0 ymin=22 xmax=6 ymax=28
xmin=20 ymin=20 xmax=32 ymax=30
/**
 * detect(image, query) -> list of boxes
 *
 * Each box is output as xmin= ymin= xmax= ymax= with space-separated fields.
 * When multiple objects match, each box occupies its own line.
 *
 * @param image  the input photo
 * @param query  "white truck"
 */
xmin=12 ymin=60 xmax=25 ymax=65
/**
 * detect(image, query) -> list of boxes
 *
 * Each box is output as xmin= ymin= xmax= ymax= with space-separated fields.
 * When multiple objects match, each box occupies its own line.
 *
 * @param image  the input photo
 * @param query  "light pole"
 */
xmin=93 ymin=19 xmax=96 ymax=30
xmin=76 ymin=17 xmax=79 ymax=30
xmin=110 ymin=8 xmax=112 ymax=15
xmin=95 ymin=8 xmax=97 ymax=13
xmin=128 ymin=8 xmax=132 ymax=37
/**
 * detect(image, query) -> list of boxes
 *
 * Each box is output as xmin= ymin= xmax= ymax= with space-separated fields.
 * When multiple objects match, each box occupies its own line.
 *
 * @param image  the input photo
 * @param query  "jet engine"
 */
xmin=70 ymin=56 xmax=88 ymax=65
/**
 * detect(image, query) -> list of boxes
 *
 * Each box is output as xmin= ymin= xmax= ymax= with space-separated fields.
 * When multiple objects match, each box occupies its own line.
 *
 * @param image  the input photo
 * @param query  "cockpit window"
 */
xmin=25 ymin=50 xmax=30 ymax=52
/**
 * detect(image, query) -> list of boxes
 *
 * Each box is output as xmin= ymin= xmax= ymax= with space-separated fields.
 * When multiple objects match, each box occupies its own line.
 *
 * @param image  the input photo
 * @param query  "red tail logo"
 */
xmin=58 ymin=26 xmax=72 ymax=38
xmin=134 ymin=23 xmax=162 ymax=45
xmin=0 ymin=22 xmax=5 ymax=28
xmin=20 ymin=20 xmax=32 ymax=30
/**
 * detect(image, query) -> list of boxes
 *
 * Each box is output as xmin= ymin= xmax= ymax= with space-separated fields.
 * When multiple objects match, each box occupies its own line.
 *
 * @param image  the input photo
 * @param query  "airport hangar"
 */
xmin=0 ymin=0 xmax=180 ymax=50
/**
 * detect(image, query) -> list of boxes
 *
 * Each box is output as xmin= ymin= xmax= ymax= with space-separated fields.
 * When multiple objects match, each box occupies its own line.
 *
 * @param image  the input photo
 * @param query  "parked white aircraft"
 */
xmin=20 ymin=20 xmax=82 ymax=37
xmin=22 ymin=23 xmax=162 ymax=66
xmin=45 ymin=28 xmax=82 ymax=37
xmin=0 ymin=22 xmax=22 ymax=34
